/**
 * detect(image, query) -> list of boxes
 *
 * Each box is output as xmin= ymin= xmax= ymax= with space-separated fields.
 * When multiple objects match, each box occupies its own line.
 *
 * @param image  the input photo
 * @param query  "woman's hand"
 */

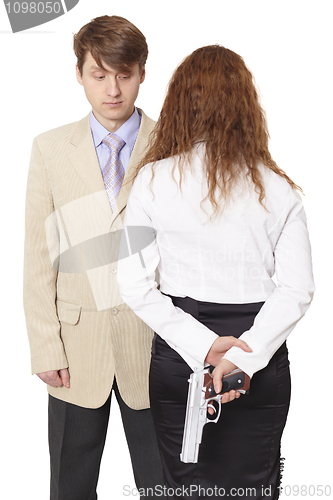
xmin=205 ymin=336 xmax=251 ymax=413
xmin=207 ymin=359 xmax=241 ymax=414
xmin=212 ymin=359 xmax=239 ymax=396
xmin=205 ymin=336 xmax=252 ymax=367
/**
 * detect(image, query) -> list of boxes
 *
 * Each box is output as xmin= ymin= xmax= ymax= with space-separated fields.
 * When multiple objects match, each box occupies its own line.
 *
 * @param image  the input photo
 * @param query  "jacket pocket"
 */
xmin=56 ymin=299 xmax=82 ymax=325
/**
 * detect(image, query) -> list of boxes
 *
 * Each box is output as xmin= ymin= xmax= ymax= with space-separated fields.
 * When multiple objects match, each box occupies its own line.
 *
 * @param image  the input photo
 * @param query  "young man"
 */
xmin=24 ymin=15 xmax=164 ymax=500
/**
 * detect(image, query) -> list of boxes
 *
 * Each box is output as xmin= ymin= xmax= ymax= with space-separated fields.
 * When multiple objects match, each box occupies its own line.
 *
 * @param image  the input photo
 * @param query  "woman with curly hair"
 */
xmin=118 ymin=45 xmax=314 ymax=499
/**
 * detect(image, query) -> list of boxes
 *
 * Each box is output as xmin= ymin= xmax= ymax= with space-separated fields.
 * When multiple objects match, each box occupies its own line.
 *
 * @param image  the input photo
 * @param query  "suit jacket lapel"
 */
xmin=68 ymin=114 xmax=113 ymax=222
xmin=67 ymin=110 xmax=155 ymax=226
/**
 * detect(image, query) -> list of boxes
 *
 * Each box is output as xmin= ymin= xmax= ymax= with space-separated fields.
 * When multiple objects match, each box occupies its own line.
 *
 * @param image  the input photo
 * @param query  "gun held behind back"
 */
xmin=180 ymin=368 xmax=250 ymax=463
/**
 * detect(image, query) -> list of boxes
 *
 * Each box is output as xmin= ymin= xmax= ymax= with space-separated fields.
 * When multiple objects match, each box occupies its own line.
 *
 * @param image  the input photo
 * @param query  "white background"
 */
xmin=1 ymin=0 xmax=332 ymax=498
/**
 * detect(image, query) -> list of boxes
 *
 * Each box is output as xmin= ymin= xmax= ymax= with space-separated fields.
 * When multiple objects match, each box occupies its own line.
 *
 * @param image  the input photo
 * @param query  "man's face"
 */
xmin=76 ymin=52 xmax=145 ymax=133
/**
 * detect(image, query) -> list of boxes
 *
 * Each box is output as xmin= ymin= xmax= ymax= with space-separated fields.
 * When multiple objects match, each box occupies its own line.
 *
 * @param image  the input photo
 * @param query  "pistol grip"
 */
xmin=204 ymin=369 xmax=250 ymax=398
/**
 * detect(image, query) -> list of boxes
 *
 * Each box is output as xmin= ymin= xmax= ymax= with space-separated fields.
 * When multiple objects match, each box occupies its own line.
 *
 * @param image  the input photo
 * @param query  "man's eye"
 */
xmin=118 ymin=75 xmax=130 ymax=80
xmin=95 ymin=76 xmax=105 ymax=80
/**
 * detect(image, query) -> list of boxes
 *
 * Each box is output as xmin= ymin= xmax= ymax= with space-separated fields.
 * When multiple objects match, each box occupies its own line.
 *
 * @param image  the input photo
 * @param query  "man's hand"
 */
xmin=37 ymin=368 xmax=70 ymax=388
xmin=205 ymin=336 xmax=252 ymax=367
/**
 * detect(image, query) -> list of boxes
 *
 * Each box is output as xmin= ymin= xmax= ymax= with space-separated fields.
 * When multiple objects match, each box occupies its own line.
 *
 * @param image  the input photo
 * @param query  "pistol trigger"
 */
xmin=206 ymin=400 xmax=222 ymax=424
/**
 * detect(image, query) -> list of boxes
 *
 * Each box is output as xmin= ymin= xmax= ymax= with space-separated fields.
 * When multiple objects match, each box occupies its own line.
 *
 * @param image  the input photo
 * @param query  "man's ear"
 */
xmin=76 ymin=64 xmax=83 ymax=85
xmin=140 ymin=65 xmax=146 ymax=84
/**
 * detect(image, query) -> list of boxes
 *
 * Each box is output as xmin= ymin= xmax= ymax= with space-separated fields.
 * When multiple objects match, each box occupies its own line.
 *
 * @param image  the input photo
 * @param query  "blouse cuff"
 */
xmin=222 ymin=339 xmax=272 ymax=379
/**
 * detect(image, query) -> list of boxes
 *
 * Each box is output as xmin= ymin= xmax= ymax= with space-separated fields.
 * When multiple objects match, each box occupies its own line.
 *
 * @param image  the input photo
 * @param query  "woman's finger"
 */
xmin=231 ymin=338 xmax=253 ymax=352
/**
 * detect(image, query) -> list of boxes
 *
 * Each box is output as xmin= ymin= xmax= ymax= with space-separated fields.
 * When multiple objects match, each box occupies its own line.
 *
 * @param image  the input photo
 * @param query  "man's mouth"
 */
xmin=104 ymin=101 xmax=123 ymax=108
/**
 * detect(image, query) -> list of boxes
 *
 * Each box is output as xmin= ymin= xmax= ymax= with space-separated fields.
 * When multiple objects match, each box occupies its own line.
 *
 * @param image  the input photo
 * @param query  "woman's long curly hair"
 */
xmin=135 ymin=45 xmax=301 ymax=214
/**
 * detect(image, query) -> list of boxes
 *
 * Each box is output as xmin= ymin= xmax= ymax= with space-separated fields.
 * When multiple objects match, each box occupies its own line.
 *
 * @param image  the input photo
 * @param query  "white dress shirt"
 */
xmin=117 ymin=145 xmax=315 ymax=377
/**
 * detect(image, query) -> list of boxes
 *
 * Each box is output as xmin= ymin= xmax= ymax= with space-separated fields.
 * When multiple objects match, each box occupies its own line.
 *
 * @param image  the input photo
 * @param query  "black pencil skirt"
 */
xmin=149 ymin=296 xmax=291 ymax=500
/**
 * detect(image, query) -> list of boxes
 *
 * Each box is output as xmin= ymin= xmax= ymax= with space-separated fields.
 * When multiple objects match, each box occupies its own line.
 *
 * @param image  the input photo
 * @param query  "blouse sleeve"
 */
xmin=117 ymin=170 xmax=218 ymax=371
xmin=222 ymin=188 xmax=315 ymax=377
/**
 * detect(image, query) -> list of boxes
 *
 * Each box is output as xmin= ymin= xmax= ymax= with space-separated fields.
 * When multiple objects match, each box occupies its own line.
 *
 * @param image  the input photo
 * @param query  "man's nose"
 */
xmin=106 ymin=78 xmax=121 ymax=97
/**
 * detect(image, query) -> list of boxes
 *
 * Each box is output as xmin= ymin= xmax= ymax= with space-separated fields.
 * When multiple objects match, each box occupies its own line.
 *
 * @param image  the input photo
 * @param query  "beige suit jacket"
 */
xmin=24 ymin=110 xmax=156 ymax=409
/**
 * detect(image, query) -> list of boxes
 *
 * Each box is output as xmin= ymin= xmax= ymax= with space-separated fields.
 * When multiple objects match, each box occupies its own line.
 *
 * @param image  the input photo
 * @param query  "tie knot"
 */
xmin=102 ymin=133 xmax=125 ymax=154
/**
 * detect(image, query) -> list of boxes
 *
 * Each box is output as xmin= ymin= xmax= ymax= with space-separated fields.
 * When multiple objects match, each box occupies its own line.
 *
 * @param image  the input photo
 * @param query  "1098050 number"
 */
xmin=281 ymin=485 xmax=332 ymax=496
xmin=5 ymin=2 xmax=61 ymax=14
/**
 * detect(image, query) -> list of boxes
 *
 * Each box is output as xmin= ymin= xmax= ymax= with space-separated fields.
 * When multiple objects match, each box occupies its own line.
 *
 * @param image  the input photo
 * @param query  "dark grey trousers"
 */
xmin=48 ymin=379 xmax=164 ymax=500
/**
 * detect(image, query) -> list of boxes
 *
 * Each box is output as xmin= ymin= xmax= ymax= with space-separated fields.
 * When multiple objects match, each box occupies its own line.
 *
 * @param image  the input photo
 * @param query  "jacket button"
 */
xmin=112 ymin=308 xmax=119 ymax=315
xmin=111 ymin=267 xmax=117 ymax=274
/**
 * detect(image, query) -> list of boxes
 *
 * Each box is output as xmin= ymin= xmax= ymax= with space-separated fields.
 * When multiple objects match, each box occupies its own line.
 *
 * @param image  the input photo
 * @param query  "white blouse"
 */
xmin=117 ymin=146 xmax=315 ymax=378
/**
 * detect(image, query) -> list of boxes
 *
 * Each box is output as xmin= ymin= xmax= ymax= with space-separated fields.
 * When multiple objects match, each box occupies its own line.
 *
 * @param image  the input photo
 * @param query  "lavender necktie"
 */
xmin=101 ymin=133 xmax=125 ymax=211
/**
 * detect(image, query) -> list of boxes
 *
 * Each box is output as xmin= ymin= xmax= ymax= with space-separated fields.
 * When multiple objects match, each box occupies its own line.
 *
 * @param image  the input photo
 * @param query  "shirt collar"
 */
xmin=89 ymin=108 xmax=141 ymax=151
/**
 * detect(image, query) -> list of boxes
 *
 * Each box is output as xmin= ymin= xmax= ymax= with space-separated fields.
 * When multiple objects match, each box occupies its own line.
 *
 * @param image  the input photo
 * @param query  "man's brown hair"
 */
xmin=73 ymin=15 xmax=148 ymax=75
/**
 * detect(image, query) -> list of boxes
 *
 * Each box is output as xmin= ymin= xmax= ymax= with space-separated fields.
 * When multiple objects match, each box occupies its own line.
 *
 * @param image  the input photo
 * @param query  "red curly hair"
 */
xmin=135 ymin=45 xmax=301 ymax=214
